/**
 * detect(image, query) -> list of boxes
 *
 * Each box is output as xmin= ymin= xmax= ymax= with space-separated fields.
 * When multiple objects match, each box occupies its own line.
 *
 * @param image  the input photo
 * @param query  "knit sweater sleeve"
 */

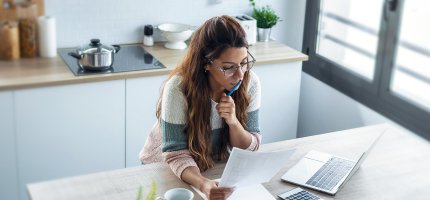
xmin=245 ymin=71 xmax=262 ymax=151
xmin=160 ymin=75 xmax=198 ymax=178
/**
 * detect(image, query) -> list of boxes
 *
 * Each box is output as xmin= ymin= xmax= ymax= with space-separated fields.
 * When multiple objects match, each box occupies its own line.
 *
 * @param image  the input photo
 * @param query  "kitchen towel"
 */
xmin=0 ymin=21 xmax=20 ymax=60
xmin=37 ymin=16 xmax=57 ymax=57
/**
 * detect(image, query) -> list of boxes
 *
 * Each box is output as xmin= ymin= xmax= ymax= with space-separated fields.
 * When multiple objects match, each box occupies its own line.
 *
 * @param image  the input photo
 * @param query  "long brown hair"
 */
xmin=156 ymin=15 xmax=251 ymax=171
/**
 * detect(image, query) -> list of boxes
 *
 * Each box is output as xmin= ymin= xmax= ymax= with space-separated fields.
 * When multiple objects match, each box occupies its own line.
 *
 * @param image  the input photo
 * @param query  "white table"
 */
xmin=28 ymin=124 xmax=430 ymax=200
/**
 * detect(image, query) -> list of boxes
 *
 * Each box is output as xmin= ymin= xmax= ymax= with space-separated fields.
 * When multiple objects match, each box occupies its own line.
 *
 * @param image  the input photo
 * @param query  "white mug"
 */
xmin=156 ymin=188 xmax=194 ymax=200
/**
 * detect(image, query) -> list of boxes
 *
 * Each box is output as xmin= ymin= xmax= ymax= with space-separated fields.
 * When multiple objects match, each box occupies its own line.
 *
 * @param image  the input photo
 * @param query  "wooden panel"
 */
xmin=35 ymin=0 xmax=44 ymax=16
xmin=0 ymin=0 xmax=17 ymax=20
xmin=0 ymin=0 xmax=44 ymax=21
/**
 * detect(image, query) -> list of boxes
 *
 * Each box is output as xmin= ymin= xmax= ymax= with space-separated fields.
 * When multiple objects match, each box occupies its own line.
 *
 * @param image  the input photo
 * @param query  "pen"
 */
xmin=227 ymin=80 xmax=242 ymax=96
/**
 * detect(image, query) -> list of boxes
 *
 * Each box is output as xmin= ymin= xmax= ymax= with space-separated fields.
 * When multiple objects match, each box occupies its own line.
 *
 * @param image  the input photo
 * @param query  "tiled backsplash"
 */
xmin=45 ymin=0 xmax=305 ymax=51
xmin=45 ymin=0 xmax=252 ymax=48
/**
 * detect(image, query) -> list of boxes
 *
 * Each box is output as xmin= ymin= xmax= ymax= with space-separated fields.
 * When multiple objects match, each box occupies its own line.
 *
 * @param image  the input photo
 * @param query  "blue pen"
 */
xmin=227 ymin=80 xmax=242 ymax=96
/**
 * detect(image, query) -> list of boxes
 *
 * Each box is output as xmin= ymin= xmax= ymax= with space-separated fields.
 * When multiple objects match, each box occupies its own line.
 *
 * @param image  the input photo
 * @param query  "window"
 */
xmin=316 ymin=0 xmax=384 ymax=80
xmin=303 ymin=0 xmax=430 ymax=139
xmin=391 ymin=0 xmax=430 ymax=111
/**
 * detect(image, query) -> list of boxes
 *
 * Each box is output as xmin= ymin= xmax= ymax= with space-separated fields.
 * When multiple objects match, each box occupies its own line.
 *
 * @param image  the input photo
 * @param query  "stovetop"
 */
xmin=59 ymin=45 xmax=165 ymax=76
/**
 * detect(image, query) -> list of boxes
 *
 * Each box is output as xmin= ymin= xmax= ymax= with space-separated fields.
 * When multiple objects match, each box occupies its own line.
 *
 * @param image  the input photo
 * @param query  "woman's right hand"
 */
xmin=200 ymin=179 xmax=234 ymax=200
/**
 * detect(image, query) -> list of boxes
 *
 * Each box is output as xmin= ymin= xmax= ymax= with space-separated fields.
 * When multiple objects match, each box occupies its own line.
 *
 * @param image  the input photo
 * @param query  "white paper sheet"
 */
xmin=219 ymin=147 xmax=296 ymax=187
xmin=192 ymin=183 xmax=276 ymax=200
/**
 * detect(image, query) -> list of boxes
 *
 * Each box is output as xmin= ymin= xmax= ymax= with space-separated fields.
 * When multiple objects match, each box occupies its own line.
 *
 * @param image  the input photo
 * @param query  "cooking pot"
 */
xmin=68 ymin=39 xmax=121 ymax=70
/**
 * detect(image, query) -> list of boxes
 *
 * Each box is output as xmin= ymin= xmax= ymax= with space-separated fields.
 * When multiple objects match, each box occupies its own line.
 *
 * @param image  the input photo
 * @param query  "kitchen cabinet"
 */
xmin=0 ymin=91 xmax=19 ymax=200
xmin=125 ymin=75 xmax=168 ymax=167
xmin=14 ymin=80 xmax=126 ymax=200
xmin=253 ymin=62 xmax=301 ymax=143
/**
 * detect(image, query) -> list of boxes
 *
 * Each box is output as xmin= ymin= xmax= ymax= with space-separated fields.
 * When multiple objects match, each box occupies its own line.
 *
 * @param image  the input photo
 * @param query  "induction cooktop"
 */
xmin=59 ymin=45 xmax=165 ymax=76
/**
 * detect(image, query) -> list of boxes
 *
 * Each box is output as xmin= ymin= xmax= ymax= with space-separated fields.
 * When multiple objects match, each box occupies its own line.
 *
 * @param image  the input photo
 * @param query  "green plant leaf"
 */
xmin=249 ymin=0 xmax=256 ymax=8
xmin=136 ymin=186 xmax=143 ymax=200
xmin=252 ymin=5 xmax=280 ymax=28
xmin=144 ymin=180 xmax=157 ymax=200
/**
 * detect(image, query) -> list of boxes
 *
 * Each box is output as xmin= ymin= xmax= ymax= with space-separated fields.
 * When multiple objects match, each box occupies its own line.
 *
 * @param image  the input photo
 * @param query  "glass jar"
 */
xmin=0 ymin=21 xmax=20 ymax=60
xmin=16 ymin=2 xmax=38 ymax=58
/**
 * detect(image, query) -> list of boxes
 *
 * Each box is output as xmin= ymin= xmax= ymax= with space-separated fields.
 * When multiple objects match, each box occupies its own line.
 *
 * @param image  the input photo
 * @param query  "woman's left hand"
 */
xmin=216 ymin=93 xmax=239 ymax=126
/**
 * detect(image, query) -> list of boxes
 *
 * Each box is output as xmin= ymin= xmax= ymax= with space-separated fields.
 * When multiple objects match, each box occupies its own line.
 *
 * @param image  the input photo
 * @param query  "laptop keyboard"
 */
xmin=305 ymin=157 xmax=355 ymax=191
xmin=278 ymin=187 xmax=323 ymax=200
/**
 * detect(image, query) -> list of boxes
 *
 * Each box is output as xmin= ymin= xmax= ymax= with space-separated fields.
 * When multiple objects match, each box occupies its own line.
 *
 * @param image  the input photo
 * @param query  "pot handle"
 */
xmin=68 ymin=52 xmax=82 ymax=59
xmin=113 ymin=45 xmax=121 ymax=53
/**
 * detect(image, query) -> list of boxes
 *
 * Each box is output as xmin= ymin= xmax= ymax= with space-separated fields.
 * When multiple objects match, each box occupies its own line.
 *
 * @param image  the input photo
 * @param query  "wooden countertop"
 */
xmin=0 ymin=41 xmax=307 ymax=91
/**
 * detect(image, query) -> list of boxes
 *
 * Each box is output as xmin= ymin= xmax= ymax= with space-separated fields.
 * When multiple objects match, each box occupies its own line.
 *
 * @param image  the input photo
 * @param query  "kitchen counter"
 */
xmin=0 ymin=41 xmax=307 ymax=91
xmin=28 ymin=124 xmax=430 ymax=200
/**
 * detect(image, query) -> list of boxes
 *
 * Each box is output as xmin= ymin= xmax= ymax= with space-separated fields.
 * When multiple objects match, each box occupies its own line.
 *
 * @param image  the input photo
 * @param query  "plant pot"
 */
xmin=257 ymin=28 xmax=271 ymax=42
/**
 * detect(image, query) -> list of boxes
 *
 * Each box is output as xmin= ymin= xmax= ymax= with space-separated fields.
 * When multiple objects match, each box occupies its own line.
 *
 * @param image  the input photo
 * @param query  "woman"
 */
xmin=139 ymin=15 xmax=261 ymax=200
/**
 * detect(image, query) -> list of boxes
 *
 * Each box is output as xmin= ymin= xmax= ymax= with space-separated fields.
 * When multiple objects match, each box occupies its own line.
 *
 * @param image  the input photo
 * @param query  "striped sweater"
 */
xmin=139 ymin=71 xmax=262 ymax=178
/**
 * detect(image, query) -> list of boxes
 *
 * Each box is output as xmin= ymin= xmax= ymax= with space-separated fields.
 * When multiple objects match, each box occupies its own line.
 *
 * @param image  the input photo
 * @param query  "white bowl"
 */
xmin=158 ymin=23 xmax=194 ymax=50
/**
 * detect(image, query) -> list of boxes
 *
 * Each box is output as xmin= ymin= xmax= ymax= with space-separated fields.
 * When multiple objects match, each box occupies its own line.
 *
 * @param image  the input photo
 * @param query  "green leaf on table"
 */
xmin=136 ymin=185 xmax=144 ymax=200
xmin=145 ymin=180 xmax=157 ymax=200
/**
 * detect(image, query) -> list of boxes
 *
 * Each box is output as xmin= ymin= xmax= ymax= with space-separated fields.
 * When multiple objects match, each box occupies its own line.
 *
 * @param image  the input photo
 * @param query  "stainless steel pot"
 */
xmin=68 ymin=39 xmax=121 ymax=70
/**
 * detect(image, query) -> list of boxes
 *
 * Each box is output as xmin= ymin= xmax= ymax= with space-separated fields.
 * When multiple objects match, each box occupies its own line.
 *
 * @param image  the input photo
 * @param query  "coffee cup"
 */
xmin=156 ymin=188 xmax=194 ymax=200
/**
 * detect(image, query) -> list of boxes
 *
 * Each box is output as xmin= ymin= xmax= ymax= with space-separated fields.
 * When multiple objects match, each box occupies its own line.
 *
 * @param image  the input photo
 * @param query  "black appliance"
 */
xmin=59 ymin=45 xmax=165 ymax=76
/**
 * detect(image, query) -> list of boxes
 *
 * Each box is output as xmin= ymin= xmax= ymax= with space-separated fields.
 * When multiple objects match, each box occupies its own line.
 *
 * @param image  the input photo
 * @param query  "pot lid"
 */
xmin=79 ymin=39 xmax=115 ymax=54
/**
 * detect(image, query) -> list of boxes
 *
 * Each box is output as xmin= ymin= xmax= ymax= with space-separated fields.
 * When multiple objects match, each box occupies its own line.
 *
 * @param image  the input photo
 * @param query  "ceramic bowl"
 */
xmin=158 ymin=23 xmax=194 ymax=50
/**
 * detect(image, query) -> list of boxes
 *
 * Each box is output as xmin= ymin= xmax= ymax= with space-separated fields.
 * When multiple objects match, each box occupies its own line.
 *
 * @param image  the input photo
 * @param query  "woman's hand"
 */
xmin=216 ymin=93 xmax=253 ymax=149
xmin=200 ymin=179 xmax=234 ymax=200
xmin=216 ymin=93 xmax=239 ymax=126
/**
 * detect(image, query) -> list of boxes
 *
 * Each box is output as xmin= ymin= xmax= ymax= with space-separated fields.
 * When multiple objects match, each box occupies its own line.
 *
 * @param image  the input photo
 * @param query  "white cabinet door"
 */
xmin=125 ymin=75 xmax=167 ymax=167
xmin=0 ymin=91 xmax=18 ymax=200
xmin=15 ymin=80 xmax=125 ymax=200
xmin=253 ymin=62 xmax=302 ymax=143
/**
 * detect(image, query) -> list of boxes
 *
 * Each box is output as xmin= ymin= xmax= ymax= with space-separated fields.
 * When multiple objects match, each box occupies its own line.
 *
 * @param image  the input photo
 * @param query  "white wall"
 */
xmin=278 ymin=0 xmax=307 ymax=50
xmin=290 ymin=1 xmax=414 ymax=137
xmin=45 ymin=0 xmax=301 ymax=48
xmin=297 ymin=73 xmax=396 ymax=137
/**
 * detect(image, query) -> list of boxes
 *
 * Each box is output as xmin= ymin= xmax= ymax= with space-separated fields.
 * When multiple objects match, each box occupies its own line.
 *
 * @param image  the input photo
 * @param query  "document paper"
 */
xmin=219 ymin=147 xmax=296 ymax=187
xmin=192 ymin=182 xmax=276 ymax=200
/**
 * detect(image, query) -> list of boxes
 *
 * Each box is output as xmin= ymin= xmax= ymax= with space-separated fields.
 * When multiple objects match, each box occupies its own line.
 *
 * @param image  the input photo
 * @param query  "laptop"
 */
xmin=281 ymin=128 xmax=387 ymax=195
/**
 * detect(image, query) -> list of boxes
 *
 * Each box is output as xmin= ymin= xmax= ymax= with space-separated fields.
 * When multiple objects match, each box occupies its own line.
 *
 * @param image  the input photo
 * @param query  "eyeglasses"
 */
xmin=207 ymin=51 xmax=256 ymax=77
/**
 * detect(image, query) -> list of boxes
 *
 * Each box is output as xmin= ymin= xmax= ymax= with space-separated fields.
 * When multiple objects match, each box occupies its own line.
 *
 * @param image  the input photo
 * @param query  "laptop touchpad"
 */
xmin=305 ymin=150 xmax=332 ymax=163
xmin=282 ymin=156 xmax=325 ymax=183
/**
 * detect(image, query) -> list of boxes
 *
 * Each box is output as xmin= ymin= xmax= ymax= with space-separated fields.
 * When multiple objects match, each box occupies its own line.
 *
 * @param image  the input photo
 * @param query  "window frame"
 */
xmin=302 ymin=0 xmax=430 ymax=140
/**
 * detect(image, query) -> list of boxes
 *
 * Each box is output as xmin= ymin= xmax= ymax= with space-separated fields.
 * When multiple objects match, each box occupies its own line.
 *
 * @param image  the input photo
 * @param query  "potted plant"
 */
xmin=249 ymin=0 xmax=280 ymax=42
